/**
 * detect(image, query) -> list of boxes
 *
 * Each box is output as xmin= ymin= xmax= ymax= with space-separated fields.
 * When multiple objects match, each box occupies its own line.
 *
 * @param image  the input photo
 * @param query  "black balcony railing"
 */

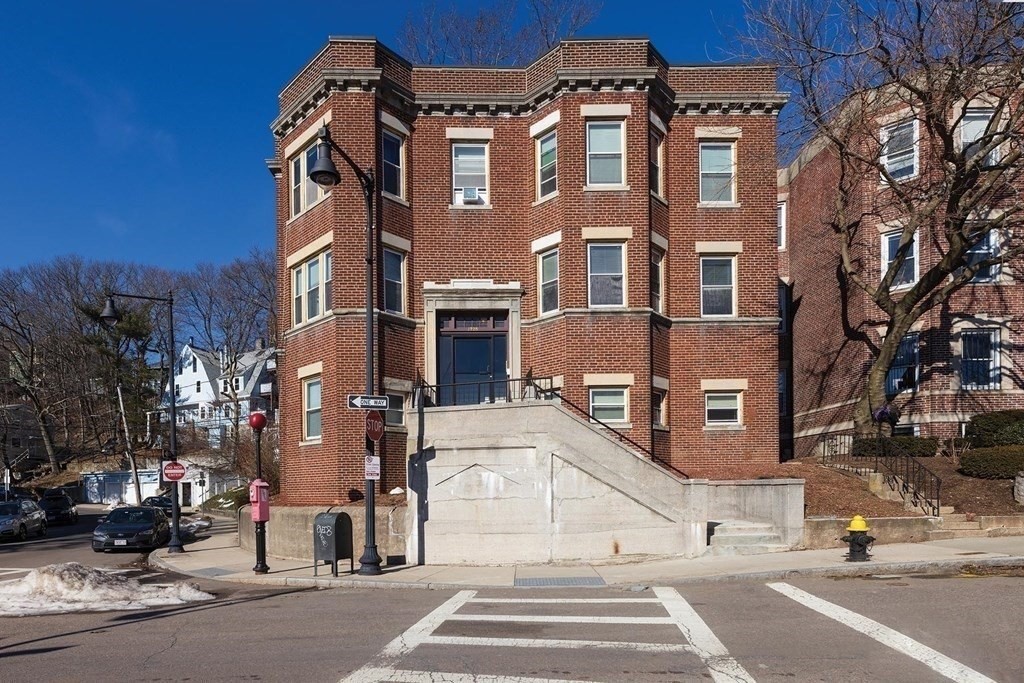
xmin=819 ymin=433 xmax=941 ymax=516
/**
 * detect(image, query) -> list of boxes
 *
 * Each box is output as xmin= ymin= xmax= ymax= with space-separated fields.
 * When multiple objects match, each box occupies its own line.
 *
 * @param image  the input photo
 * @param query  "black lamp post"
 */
xmin=101 ymin=291 xmax=185 ymax=554
xmin=249 ymin=410 xmax=270 ymax=574
xmin=309 ymin=125 xmax=382 ymax=573
xmin=308 ymin=125 xmax=382 ymax=576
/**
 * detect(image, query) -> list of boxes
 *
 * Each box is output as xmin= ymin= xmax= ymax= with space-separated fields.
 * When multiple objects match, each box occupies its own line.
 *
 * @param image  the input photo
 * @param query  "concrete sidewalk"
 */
xmin=151 ymin=520 xmax=1024 ymax=590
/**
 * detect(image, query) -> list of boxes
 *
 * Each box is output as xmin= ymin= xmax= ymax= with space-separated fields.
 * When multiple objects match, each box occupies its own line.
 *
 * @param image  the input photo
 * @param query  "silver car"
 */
xmin=0 ymin=499 xmax=47 ymax=542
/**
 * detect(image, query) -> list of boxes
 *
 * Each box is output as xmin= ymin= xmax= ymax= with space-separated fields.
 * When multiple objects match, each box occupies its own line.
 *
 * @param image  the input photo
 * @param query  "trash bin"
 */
xmin=313 ymin=511 xmax=353 ymax=577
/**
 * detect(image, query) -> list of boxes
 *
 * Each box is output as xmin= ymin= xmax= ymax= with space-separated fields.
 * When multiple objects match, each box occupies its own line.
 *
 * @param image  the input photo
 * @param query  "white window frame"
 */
xmin=536 ymin=130 xmax=558 ymax=200
xmin=290 ymin=140 xmax=328 ymax=218
xmin=586 ymin=120 xmax=625 ymax=187
xmin=649 ymin=131 xmax=663 ymax=196
xmin=452 ymin=142 xmax=489 ymax=205
xmin=381 ymin=128 xmax=405 ymax=199
xmin=590 ymin=387 xmax=628 ymax=424
xmin=963 ymin=230 xmax=999 ymax=283
xmin=538 ymin=248 xmax=559 ymax=315
xmin=291 ymin=250 xmax=332 ymax=327
xmin=650 ymin=247 xmax=665 ymax=314
xmin=588 ymin=242 xmax=626 ymax=308
xmin=777 ymin=200 xmax=787 ymax=250
xmin=960 ymin=328 xmax=1001 ymax=391
xmin=303 ymin=376 xmax=322 ymax=441
xmin=705 ymin=391 xmax=741 ymax=426
xmin=699 ymin=141 xmax=736 ymax=204
xmin=383 ymin=247 xmax=406 ymax=315
xmin=881 ymin=230 xmax=918 ymax=289
xmin=880 ymin=118 xmax=919 ymax=182
xmin=700 ymin=256 xmax=736 ymax=318
xmin=961 ymin=107 xmax=998 ymax=168
xmin=652 ymin=389 xmax=667 ymax=427
xmin=385 ymin=392 xmax=406 ymax=427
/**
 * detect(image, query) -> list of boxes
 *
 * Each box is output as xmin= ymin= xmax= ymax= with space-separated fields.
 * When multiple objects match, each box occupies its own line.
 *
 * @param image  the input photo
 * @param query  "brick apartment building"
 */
xmin=269 ymin=37 xmax=786 ymax=505
xmin=782 ymin=100 xmax=1023 ymax=458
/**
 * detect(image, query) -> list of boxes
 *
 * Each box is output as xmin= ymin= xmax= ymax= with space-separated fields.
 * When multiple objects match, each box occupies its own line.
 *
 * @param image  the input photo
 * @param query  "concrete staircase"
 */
xmin=927 ymin=512 xmax=991 ymax=540
xmin=708 ymin=520 xmax=790 ymax=556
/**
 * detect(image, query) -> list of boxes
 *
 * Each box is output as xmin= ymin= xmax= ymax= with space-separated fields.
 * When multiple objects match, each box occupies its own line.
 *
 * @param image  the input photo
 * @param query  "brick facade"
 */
xmin=271 ymin=37 xmax=785 ymax=504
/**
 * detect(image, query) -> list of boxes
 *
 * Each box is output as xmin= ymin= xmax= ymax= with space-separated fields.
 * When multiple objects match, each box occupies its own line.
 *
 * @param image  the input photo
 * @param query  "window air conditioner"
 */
xmin=462 ymin=187 xmax=481 ymax=203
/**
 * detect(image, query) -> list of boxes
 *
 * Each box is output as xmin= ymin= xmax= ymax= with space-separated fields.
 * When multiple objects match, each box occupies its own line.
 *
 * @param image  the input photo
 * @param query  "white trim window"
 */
xmin=649 ymin=131 xmax=663 ymax=195
xmin=292 ymin=250 xmax=332 ymax=326
xmin=588 ymin=243 xmax=625 ymax=307
xmin=381 ymin=129 xmax=404 ymax=198
xmin=650 ymin=248 xmax=664 ymax=313
xmin=882 ymin=230 xmax=918 ymax=289
xmin=777 ymin=200 xmax=787 ymax=249
xmin=537 ymin=131 xmax=557 ymax=199
xmin=586 ymin=121 xmax=624 ymax=186
xmin=383 ymin=248 xmax=405 ymax=314
xmin=961 ymin=329 xmax=1000 ymax=390
xmin=652 ymin=389 xmax=666 ymax=427
xmin=962 ymin=108 xmax=997 ymax=167
xmin=385 ymin=393 xmax=405 ymax=426
xmin=881 ymin=119 xmax=918 ymax=181
xmin=303 ymin=376 xmax=322 ymax=440
xmin=885 ymin=333 xmax=919 ymax=398
xmin=539 ymin=248 xmax=559 ymax=314
xmin=290 ymin=141 xmax=327 ymax=217
xmin=699 ymin=142 xmax=736 ymax=203
xmin=963 ymin=230 xmax=999 ymax=283
xmin=705 ymin=392 xmax=740 ymax=426
xmin=452 ymin=142 xmax=488 ymax=205
xmin=590 ymin=387 xmax=627 ymax=423
xmin=700 ymin=256 xmax=735 ymax=317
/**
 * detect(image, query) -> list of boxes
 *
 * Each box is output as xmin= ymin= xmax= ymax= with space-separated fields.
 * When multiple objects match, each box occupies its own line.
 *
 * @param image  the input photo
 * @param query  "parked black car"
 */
xmin=38 ymin=494 xmax=78 ymax=525
xmin=141 ymin=496 xmax=178 ymax=516
xmin=0 ymin=499 xmax=47 ymax=541
xmin=92 ymin=506 xmax=170 ymax=552
xmin=2 ymin=486 xmax=38 ymax=501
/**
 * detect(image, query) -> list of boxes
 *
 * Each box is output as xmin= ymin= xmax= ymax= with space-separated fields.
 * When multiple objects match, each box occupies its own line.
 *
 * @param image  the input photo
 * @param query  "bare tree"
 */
xmin=397 ymin=0 xmax=601 ymax=66
xmin=746 ymin=0 xmax=1024 ymax=434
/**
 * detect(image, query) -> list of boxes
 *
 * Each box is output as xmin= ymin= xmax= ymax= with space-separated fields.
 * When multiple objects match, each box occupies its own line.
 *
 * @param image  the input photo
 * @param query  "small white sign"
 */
xmin=364 ymin=455 xmax=381 ymax=481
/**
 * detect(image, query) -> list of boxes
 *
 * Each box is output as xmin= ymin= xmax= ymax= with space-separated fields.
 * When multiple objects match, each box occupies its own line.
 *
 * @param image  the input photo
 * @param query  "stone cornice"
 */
xmin=676 ymin=92 xmax=789 ymax=116
xmin=272 ymin=68 xmax=383 ymax=137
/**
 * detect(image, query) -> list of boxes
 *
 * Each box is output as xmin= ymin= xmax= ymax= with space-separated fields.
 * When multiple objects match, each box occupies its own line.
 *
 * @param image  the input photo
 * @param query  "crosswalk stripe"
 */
xmin=767 ymin=582 xmax=996 ymax=683
xmin=467 ymin=598 xmax=660 ymax=604
xmin=423 ymin=635 xmax=695 ymax=653
xmin=446 ymin=614 xmax=674 ymax=624
xmin=351 ymin=668 xmax=591 ymax=683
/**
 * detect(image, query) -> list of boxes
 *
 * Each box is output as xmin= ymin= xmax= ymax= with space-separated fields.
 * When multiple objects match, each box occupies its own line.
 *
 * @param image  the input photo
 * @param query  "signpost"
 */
xmin=365 ymin=410 xmax=384 ymax=443
xmin=347 ymin=394 xmax=388 ymax=410
xmin=364 ymin=455 xmax=381 ymax=481
xmin=163 ymin=461 xmax=186 ymax=482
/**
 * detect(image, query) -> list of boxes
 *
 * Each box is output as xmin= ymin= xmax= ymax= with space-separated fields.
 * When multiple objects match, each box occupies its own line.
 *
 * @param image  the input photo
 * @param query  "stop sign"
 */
xmin=366 ymin=410 xmax=384 ymax=443
xmin=163 ymin=461 xmax=186 ymax=482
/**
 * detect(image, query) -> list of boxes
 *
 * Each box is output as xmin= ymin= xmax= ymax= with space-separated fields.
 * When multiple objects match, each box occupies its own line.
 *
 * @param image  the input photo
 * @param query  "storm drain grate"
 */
xmin=514 ymin=576 xmax=606 ymax=587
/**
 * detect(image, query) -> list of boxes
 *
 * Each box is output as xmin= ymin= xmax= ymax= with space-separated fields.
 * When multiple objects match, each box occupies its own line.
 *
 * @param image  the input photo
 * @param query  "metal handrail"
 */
xmin=819 ymin=434 xmax=941 ymax=516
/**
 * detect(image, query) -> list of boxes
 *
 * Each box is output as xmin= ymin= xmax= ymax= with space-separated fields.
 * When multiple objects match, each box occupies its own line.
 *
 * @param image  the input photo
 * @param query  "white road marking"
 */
xmin=350 ymin=668 xmax=591 ymax=683
xmin=768 ymin=582 xmax=996 ymax=683
xmin=446 ymin=614 xmax=671 ymax=626
xmin=653 ymin=587 xmax=756 ymax=683
xmin=423 ymin=635 xmax=695 ymax=653
xmin=468 ymin=598 xmax=660 ymax=604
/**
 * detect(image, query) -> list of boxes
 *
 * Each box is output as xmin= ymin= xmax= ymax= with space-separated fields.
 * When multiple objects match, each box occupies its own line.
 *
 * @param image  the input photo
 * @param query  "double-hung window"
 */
xmin=303 ymin=376 xmax=322 ymax=440
xmin=961 ymin=329 xmax=1000 ymax=390
xmin=292 ymin=250 xmax=332 ymax=326
xmin=652 ymin=390 xmax=666 ymax=427
xmin=649 ymin=132 xmax=663 ymax=195
xmin=587 ymin=121 xmax=624 ymax=186
xmin=385 ymin=393 xmax=405 ymax=426
xmin=963 ymin=231 xmax=999 ymax=283
xmin=881 ymin=119 xmax=917 ymax=180
xmin=452 ymin=143 xmax=488 ymax=205
xmin=700 ymin=256 xmax=735 ymax=317
xmin=962 ymin=108 xmax=996 ymax=167
xmin=699 ymin=142 xmax=735 ymax=203
xmin=590 ymin=388 xmax=627 ymax=423
xmin=537 ymin=131 xmax=557 ymax=199
xmin=381 ymin=129 xmax=404 ymax=198
xmin=290 ymin=141 xmax=327 ymax=217
xmin=539 ymin=248 xmax=559 ymax=314
xmin=650 ymin=248 xmax=664 ymax=313
xmin=705 ymin=392 xmax=740 ymax=426
xmin=882 ymin=230 xmax=917 ymax=289
xmin=777 ymin=200 xmax=787 ymax=249
xmin=885 ymin=333 xmax=919 ymax=398
xmin=383 ymin=248 xmax=405 ymax=314
xmin=588 ymin=243 xmax=625 ymax=307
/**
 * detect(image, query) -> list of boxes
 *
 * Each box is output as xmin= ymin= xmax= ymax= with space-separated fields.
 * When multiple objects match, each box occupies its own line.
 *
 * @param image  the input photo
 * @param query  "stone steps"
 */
xmin=709 ymin=520 xmax=789 ymax=557
xmin=927 ymin=528 xmax=991 ymax=541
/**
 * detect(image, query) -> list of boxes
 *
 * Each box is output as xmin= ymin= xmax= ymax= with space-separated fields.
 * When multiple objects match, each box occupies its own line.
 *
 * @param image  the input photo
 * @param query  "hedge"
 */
xmin=965 ymin=410 xmax=1024 ymax=448
xmin=851 ymin=436 xmax=940 ymax=458
xmin=959 ymin=446 xmax=1024 ymax=479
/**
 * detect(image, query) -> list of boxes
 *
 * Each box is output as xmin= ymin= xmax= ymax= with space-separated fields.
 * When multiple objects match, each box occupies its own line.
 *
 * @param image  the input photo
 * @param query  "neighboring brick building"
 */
xmin=783 ymin=104 xmax=1023 ymax=457
xmin=269 ymin=37 xmax=785 ymax=505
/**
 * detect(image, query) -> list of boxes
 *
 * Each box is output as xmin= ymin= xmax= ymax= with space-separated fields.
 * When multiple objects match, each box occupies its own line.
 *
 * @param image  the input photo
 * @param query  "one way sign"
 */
xmin=347 ymin=394 xmax=389 ymax=410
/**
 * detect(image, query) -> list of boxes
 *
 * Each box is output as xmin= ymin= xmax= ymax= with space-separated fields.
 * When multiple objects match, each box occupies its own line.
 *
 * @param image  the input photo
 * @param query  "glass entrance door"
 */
xmin=437 ymin=312 xmax=508 ymax=405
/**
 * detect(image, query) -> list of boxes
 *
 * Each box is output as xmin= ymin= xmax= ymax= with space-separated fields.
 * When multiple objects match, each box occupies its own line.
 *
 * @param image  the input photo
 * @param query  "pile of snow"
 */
xmin=0 ymin=563 xmax=214 ymax=617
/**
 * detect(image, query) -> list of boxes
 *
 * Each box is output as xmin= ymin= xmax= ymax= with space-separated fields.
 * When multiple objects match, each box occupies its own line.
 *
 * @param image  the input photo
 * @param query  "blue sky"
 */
xmin=0 ymin=1 xmax=748 ymax=271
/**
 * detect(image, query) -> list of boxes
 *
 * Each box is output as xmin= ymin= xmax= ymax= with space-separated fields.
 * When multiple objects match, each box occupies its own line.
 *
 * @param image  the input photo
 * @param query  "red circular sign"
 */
xmin=163 ymin=461 xmax=187 ymax=482
xmin=366 ymin=410 xmax=385 ymax=443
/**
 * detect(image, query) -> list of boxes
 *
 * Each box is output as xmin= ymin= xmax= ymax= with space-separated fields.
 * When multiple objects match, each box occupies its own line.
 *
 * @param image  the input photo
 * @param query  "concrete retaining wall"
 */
xmin=706 ymin=479 xmax=805 ymax=546
xmin=804 ymin=516 xmax=939 ymax=549
xmin=239 ymin=504 xmax=407 ymax=564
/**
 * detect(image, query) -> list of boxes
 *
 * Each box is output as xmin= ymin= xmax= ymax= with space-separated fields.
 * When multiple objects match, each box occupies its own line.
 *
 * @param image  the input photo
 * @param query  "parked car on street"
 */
xmin=141 ymin=496 xmax=178 ymax=516
xmin=38 ymin=494 xmax=79 ymax=525
xmin=2 ymin=486 xmax=38 ymax=501
xmin=0 ymin=499 xmax=47 ymax=541
xmin=92 ymin=506 xmax=170 ymax=552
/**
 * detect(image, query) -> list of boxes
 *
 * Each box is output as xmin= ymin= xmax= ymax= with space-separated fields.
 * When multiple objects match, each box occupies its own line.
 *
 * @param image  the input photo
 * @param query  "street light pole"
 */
xmin=309 ymin=126 xmax=383 ymax=575
xmin=101 ymin=290 xmax=184 ymax=554
xmin=249 ymin=411 xmax=269 ymax=574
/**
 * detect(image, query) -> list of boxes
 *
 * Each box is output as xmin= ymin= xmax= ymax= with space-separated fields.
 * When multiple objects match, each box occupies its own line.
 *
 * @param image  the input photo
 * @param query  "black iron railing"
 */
xmin=819 ymin=433 xmax=941 ymax=516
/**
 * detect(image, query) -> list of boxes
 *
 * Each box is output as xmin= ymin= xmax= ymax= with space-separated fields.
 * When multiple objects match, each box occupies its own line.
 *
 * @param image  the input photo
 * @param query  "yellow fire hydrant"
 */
xmin=840 ymin=515 xmax=875 ymax=562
